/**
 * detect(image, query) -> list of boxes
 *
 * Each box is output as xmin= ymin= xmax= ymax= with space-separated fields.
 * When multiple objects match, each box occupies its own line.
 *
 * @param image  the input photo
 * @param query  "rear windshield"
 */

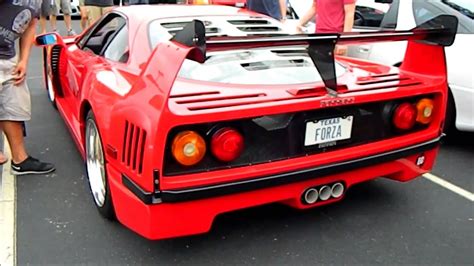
xmin=148 ymin=19 xmax=347 ymax=85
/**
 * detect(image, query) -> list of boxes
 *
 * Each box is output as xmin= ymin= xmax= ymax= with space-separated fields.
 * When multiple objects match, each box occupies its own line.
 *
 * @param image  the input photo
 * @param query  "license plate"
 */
xmin=235 ymin=2 xmax=245 ymax=7
xmin=304 ymin=116 xmax=353 ymax=146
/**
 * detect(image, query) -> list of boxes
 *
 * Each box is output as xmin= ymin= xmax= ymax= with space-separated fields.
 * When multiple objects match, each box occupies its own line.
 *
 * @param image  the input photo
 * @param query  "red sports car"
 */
xmin=37 ymin=5 xmax=456 ymax=239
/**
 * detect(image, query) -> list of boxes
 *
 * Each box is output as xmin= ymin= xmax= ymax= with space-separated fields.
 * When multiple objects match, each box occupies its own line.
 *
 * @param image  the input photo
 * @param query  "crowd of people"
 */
xmin=0 ymin=0 xmax=356 ymax=176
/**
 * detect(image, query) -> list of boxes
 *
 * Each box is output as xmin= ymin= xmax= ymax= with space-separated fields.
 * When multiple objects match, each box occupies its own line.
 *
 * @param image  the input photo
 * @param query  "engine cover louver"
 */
xmin=122 ymin=120 xmax=147 ymax=174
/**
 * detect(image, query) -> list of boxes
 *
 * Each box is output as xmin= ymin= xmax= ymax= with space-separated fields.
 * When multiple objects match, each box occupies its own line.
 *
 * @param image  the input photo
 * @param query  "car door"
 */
xmin=62 ymin=14 xmax=127 ymax=121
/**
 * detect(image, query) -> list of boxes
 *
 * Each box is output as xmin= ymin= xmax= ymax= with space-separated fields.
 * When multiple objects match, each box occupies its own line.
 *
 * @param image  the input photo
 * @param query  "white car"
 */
xmin=56 ymin=0 xmax=81 ymax=18
xmin=348 ymin=0 xmax=474 ymax=132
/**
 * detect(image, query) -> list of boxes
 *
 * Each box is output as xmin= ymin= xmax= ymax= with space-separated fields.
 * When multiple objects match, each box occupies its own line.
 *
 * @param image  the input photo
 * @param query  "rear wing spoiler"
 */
xmin=171 ymin=15 xmax=458 ymax=96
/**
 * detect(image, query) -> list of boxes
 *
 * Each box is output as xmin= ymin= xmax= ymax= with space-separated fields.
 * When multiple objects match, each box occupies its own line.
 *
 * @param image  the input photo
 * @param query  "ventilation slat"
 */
xmin=122 ymin=120 xmax=129 ymax=162
xmin=126 ymin=124 xmax=135 ymax=166
xmin=138 ymin=130 xmax=147 ymax=174
xmin=122 ymin=120 xmax=147 ymax=175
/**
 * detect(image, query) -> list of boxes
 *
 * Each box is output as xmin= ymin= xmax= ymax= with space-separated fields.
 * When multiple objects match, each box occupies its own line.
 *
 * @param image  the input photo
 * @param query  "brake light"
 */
xmin=172 ymin=131 xmax=206 ymax=166
xmin=392 ymin=102 xmax=417 ymax=130
xmin=211 ymin=127 xmax=244 ymax=162
xmin=416 ymin=98 xmax=434 ymax=124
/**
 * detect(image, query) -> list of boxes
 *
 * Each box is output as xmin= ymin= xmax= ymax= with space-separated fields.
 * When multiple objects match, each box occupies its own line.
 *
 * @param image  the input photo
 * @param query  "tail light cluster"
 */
xmin=171 ymin=127 xmax=244 ymax=166
xmin=392 ymin=98 xmax=434 ymax=131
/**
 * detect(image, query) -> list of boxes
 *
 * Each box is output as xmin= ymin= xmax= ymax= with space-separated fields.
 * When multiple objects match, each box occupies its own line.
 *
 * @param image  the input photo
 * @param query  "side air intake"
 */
xmin=122 ymin=120 xmax=147 ymax=174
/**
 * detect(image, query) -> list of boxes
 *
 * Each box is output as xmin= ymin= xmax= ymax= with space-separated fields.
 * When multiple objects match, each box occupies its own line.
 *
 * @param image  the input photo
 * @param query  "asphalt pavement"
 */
xmin=12 ymin=22 xmax=474 ymax=264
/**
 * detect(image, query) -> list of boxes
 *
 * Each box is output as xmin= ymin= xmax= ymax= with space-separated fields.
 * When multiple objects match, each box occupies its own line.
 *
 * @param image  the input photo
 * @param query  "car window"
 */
xmin=80 ymin=15 xmax=127 ymax=55
xmin=103 ymin=25 xmax=129 ymax=63
xmin=413 ymin=0 xmax=474 ymax=34
xmin=353 ymin=0 xmax=399 ymax=29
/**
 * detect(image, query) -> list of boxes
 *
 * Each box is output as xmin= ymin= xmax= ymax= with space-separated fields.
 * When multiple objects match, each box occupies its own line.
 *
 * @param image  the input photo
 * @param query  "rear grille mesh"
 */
xmin=122 ymin=120 xmax=147 ymax=174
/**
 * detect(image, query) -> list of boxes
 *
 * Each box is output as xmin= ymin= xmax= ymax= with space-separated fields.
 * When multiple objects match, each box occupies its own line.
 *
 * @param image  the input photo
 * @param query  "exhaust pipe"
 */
xmin=303 ymin=188 xmax=319 ymax=204
xmin=331 ymin=183 xmax=344 ymax=198
xmin=319 ymin=185 xmax=332 ymax=201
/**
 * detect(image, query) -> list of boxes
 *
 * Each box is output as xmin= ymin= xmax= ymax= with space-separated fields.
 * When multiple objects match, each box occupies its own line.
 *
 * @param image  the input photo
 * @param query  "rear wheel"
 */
xmin=444 ymin=88 xmax=456 ymax=133
xmin=85 ymin=111 xmax=115 ymax=219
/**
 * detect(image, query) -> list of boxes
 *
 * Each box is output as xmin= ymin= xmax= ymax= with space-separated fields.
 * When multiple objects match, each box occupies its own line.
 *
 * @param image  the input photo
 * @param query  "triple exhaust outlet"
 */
xmin=302 ymin=182 xmax=345 ymax=205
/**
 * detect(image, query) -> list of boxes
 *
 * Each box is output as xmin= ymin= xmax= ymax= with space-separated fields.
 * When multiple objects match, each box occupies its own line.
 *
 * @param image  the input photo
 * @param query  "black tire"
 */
xmin=444 ymin=88 xmax=456 ymax=134
xmin=85 ymin=110 xmax=115 ymax=220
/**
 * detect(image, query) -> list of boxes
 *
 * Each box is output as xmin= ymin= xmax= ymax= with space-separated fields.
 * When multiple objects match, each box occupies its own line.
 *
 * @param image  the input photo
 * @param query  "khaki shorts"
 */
xmin=85 ymin=6 xmax=113 ymax=25
xmin=52 ymin=0 xmax=72 ymax=15
xmin=0 ymin=58 xmax=31 ymax=122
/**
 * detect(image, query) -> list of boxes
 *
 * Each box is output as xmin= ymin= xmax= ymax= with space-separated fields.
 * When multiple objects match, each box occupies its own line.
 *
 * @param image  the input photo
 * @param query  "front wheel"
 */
xmin=85 ymin=111 xmax=115 ymax=219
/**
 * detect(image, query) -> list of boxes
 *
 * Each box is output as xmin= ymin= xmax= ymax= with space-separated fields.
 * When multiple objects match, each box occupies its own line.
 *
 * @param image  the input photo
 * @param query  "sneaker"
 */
xmin=67 ymin=29 xmax=76 ymax=36
xmin=11 ymin=156 xmax=55 ymax=176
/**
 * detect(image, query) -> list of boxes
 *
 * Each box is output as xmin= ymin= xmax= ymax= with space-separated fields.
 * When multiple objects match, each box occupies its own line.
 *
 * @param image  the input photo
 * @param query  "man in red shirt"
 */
xmin=297 ymin=0 xmax=356 ymax=55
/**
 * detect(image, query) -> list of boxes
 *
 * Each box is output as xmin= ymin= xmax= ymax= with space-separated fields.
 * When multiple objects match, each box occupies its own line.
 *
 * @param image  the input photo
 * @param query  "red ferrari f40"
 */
xmin=36 ymin=5 xmax=457 ymax=239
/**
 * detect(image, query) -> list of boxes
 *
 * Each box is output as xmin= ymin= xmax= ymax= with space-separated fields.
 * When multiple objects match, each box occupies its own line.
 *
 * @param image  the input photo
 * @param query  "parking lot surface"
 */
xmin=8 ymin=22 xmax=474 ymax=264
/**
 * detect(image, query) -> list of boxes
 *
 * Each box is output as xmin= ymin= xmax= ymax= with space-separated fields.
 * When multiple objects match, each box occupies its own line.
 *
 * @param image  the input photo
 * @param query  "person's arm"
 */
xmin=335 ymin=2 xmax=356 ymax=55
xmin=13 ymin=18 xmax=37 ymax=85
xmin=297 ymin=2 xmax=316 ymax=32
xmin=343 ymin=2 xmax=356 ymax=32
xmin=279 ymin=0 xmax=287 ymax=21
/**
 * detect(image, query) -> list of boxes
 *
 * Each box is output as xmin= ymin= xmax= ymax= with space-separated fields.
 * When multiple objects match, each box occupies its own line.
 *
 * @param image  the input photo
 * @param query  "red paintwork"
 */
xmin=42 ymin=5 xmax=447 ymax=239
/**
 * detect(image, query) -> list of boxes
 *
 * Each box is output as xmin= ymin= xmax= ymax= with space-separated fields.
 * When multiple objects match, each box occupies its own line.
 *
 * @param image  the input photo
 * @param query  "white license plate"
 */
xmin=304 ymin=116 xmax=353 ymax=146
xmin=235 ymin=2 xmax=245 ymax=7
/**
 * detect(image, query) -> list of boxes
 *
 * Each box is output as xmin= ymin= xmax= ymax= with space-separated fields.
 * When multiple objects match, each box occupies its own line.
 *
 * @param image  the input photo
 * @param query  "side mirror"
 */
xmin=35 ymin=33 xmax=59 ymax=46
xmin=375 ymin=0 xmax=393 ymax=3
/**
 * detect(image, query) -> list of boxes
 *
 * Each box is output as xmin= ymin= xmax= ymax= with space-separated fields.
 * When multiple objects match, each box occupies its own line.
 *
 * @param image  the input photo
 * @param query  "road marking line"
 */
xmin=423 ymin=173 xmax=474 ymax=202
xmin=0 ymin=135 xmax=16 ymax=266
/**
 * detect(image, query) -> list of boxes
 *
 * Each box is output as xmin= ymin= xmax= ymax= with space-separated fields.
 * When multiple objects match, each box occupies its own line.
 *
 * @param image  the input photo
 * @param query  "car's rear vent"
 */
xmin=241 ymin=59 xmax=310 ymax=71
xmin=357 ymin=77 xmax=410 ymax=85
xmin=355 ymin=74 xmax=423 ymax=91
xmin=237 ymin=26 xmax=281 ymax=32
xmin=272 ymin=49 xmax=308 ymax=57
xmin=227 ymin=19 xmax=271 ymax=25
xmin=161 ymin=21 xmax=212 ymax=29
xmin=170 ymin=91 xmax=220 ymax=98
xmin=161 ymin=21 xmax=224 ymax=37
xmin=175 ymin=93 xmax=265 ymax=104
xmin=168 ymin=27 xmax=222 ymax=36
xmin=122 ymin=120 xmax=147 ymax=174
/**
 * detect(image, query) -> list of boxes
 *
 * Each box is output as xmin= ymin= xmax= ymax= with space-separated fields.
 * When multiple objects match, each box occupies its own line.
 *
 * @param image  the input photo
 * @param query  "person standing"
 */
xmin=79 ymin=0 xmax=89 ymax=31
xmin=247 ymin=0 xmax=287 ymax=21
xmin=297 ymin=0 xmax=356 ymax=55
xmin=84 ymin=0 xmax=114 ymax=26
xmin=38 ymin=0 xmax=76 ymax=35
xmin=0 ymin=0 xmax=56 ymax=175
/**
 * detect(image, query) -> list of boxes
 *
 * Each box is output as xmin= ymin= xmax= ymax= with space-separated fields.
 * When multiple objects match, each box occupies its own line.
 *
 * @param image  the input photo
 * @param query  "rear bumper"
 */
xmin=109 ymin=136 xmax=441 ymax=240
xmin=124 ymin=136 xmax=441 ymax=203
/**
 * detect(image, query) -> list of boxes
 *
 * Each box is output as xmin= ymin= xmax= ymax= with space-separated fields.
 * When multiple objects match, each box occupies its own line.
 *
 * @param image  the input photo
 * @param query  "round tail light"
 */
xmin=211 ymin=127 xmax=244 ymax=162
xmin=171 ymin=131 xmax=206 ymax=166
xmin=392 ymin=102 xmax=417 ymax=130
xmin=416 ymin=98 xmax=434 ymax=124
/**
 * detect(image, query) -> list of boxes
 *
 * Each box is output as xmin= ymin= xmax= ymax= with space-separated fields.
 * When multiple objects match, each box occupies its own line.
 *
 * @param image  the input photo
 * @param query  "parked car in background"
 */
xmin=348 ymin=0 xmax=474 ymax=132
xmin=55 ymin=0 xmax=81 ymax=18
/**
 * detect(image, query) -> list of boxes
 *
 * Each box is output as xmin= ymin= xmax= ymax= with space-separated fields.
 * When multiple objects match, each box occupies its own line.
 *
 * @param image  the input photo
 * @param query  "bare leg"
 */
xmin=39 ymin=16 xmax=48 ymax=34
xmin=50 ymin=15 xmax=57 ymax=30
xmin=80 ymin=7 xmax=88 ymax=30
xmin=1 ymin=121 xmax=28 ymax=164
xmin=64 ymin=14 xmax=72 ymax=31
